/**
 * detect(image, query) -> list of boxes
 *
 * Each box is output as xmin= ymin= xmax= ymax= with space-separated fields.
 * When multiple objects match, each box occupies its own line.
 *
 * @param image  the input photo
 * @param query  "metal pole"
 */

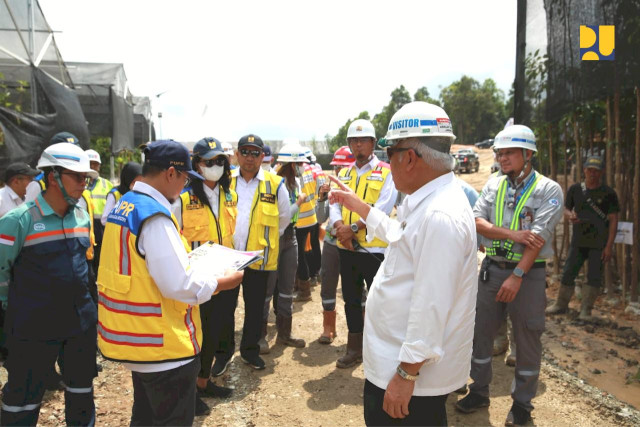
xmin=27 ymin=0 xmax=38 ymax=114
xmin=514 ymin=0 xmax=527 ymax=124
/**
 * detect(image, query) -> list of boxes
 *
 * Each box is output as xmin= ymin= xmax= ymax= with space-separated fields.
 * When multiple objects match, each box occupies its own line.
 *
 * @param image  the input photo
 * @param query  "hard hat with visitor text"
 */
xmin=384 ymin=101 xmax=456 ymax=144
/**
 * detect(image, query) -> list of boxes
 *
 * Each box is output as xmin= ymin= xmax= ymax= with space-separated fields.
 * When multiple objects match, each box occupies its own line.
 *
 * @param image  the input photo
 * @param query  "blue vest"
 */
xmin=6 ymin=200 xmax=96 ymax=340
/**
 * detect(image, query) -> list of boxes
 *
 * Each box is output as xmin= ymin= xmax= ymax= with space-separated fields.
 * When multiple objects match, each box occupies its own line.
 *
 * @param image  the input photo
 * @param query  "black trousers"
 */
xmin=92 ymin=219 xmax=104 ymax=272
xmin=305 ymin=223 xmax=322 ymax=277
xmin=212 ymin=268 xmax=269 ymax=361
xmin=198 ymin=294 xmax=224 ymax=379
xmin=363 ymin=380 xmax=448 ymax=427
xmin=561 ymin=246 xmax=604 ymax=288
xmin=130 ymin=357 xmax=200 ymax=426
xmin=1 ymin=327 xmax=97 ymax=426
xmin=338 ymin=249 xmax=384 ymax=333
xmin=295 ymin=227 xmax=313 ymax=281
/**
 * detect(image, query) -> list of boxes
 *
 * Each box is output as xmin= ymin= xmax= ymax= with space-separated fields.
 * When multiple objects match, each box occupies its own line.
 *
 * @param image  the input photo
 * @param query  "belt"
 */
xmin=488 ymin=259 xmax=546 ymax=270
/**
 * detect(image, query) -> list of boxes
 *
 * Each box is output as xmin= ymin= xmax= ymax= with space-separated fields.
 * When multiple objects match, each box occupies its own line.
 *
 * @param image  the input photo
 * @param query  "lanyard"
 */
xmin=507 ymin=172 xmax=536 ymax=209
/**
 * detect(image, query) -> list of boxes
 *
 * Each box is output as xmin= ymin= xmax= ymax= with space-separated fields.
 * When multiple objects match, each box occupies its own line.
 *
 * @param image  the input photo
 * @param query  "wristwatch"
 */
xmin=396 ymin=365 xmax=419 ymax=381
xmin=350 ymin=223 xmax=359 ymax=233
xmin=513 ymin=267 xmax=525 ymax=278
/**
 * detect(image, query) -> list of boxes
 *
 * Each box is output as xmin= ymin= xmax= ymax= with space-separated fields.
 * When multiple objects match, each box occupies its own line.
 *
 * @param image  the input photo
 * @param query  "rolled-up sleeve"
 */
xmin=530 ymin=182 xmax=564 ymax=242
xmin=138 ymin=215 xmax=217 ymax=305
xmin=399 ymin=211 xmax=465 ymax=365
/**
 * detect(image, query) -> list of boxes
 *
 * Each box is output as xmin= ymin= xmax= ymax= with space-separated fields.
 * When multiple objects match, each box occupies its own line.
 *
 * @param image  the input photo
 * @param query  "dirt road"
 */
xmin=2 ymin=147 xmax=639 ymax=426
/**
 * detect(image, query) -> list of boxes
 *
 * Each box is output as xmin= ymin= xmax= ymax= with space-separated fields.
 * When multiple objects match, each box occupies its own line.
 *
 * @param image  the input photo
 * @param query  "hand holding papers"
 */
xmin=188 ymin=242 xmax=263 ymax=276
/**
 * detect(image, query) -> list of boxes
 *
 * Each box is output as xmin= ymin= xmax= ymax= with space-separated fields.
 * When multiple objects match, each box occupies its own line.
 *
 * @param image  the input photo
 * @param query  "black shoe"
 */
xmin=211 ymin=356 xmax=233 ymax=377
xmin=195 ymin=395 xmax=211 ymax=416
xmin=241 ymin=354 xmax=266 ymax=370
xmin=505 ymin=404 xmax=532 ymax=426
xmin=455 ymin=384 xmax=468 ymax=394
xmin=455 ymin=392 xmax=490 ymax=413
xmin=197 ymin=380 xmax=233 ymax=398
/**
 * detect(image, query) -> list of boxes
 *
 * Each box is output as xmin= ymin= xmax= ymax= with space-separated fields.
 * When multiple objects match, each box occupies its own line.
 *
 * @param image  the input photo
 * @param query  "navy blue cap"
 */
xmin=262 ymin=145 xmax=273 ymax=162
xmin=5 ymin=162 xmax=39 ymax=182
xmin=49 ymin=132 xmax=79 ymax=146
xmin=584 ymin=156 xmax=604 ymax=170
xmin=193 ymin=137 xmax=226 ymax=160
xmin=144 ymin=140 xmax=204 ymax=180
xmin=238 ymin=134 xmax=264 ymax=149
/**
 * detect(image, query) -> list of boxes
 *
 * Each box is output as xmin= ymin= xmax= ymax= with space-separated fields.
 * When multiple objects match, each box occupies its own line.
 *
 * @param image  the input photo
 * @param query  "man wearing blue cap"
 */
xmin=97 ymin=140 xmax=244 ymax=425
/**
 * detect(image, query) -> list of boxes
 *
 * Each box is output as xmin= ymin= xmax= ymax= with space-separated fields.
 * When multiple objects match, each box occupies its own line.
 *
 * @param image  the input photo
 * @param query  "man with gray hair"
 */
xmin=329 ymin=101 xmax=478 ymax=426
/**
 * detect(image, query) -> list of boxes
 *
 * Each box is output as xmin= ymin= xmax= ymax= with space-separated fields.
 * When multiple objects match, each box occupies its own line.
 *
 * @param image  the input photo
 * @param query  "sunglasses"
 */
xmin=202 ymin=157 xmax=227 ymax=167
xmin=60 ymin=171 xmax=89 ymax=183
xmin=239 ymin=149 xmax=262 ymax=158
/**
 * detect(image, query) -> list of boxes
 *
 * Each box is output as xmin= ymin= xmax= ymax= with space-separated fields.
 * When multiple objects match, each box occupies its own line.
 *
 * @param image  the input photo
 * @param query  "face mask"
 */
xmin=261 ymin=163 xmax=271 ymax=171
xmin=201 ymin=165 xmax=224 ymax=182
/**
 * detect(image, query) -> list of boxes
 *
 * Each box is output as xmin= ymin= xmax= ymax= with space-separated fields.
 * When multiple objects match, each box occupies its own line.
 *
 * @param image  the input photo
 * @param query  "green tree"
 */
xmin=372 ymin=85 xmax=412 ymax=139
xmin=328 ymin=111 xmax=370 ymax=153
xmin=91 ymin=136 xmax=142 ymax=180
xmin=440 ymin=75 xmax=506 ymax=144
xmin=413 ymin=86 xmax=441 ymax=106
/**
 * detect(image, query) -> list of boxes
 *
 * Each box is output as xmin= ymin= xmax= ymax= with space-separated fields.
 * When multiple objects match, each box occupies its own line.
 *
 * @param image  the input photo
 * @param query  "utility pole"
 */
xmin=27 ymin=0 xmax=38 ymax=114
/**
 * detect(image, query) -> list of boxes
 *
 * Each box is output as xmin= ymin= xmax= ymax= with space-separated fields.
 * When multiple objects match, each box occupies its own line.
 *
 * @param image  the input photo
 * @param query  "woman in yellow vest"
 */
xmin=258 ymin=143 xmax=308 ymax=353
xmin=171 ymin=137 xmax=236 ymax=409
xmin=101 ymin=162 xmax=142 ymax=227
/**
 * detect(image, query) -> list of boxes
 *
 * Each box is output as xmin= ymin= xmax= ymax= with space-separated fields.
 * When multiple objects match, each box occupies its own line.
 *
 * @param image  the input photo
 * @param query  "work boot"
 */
xmin=318 ymin=310 xmax=337 ymax=344
xmin=493 ymin=321 xmax=508 ymax=356
xmin=578 ymin=285 xmax=599 ymax=321
xmin=294 ymin=279 xmax=312 ymax=302
xmin=545 ymin=285 xmax=575 ymax=314
xmin=575 ymin=284 xmax=582 ymax=300
xmin=505 ymin=403 xmax=532 ymax=426
xmin=258 ymin=322 xmax=270 ymax=354
xmin=455 ymin=392 xmax=490 ymax=413
xmin=309 ymin=275 xmax=319 ymax=287
xmin=505 ymin=320 xmax=516 ymax=367
xmin=336 ymin=332 xmax=362 ymax=368
xmin=276 ymin=314 xmax=306 ymax=348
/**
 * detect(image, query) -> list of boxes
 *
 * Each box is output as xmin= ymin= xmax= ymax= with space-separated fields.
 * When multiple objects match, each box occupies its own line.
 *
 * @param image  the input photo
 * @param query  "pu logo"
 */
xmin=580 ymin=25 xmax=614 ymax=61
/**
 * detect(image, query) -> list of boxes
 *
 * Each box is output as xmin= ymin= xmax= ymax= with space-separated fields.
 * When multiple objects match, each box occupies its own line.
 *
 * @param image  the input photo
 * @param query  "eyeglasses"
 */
xmin=177 ymin=170 xmax=191 ymax=187
xmin=239 ymin=149 xmax=262 ymax=158
xmin=202 ymin=157 xmax=227 ymax=167
xmin=387 ymin=146 xmax=422 ymax=160
xmin=60 ymin=171 xmax=89 ymax=183
xmin=349 ymin=137 xmax=373 ymax=145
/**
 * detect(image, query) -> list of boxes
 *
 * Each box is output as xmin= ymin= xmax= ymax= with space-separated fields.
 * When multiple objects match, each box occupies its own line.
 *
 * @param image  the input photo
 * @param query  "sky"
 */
xmin=38 ymin=0 xmax=517 ymax=143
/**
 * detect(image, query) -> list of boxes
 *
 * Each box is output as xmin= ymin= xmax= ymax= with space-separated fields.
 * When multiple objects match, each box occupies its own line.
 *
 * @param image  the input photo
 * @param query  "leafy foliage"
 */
xmin=91 ymin=137 xmax=142 ymax=180
xmin=328 ymin=111 xmax=370 ymax=153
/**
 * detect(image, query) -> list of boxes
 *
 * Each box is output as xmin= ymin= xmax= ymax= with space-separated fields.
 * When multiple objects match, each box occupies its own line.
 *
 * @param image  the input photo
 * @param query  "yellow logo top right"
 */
xmin=580 ymin=25 xmax=615 ymax=61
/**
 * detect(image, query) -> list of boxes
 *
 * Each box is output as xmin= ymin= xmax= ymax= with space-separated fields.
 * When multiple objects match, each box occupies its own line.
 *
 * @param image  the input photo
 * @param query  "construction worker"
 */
xmin=455 ymin=125 xmax=563 ymax=426
xmin=97 ymin=140 xmax=243 ymax=425
xmin=0 ymin=143 xmax=99 ymax=425
xmin=214 ymin=134 xmax=289 ymax=372
xmin=100 ymin=162 xmax=142 ymax=226
xmin=316 ymin=146 xmax=355 ymax=344
xmin=84 ymin=150 xmax=113 ymax=268
xmin=303 ymin=147 xmax=325 ymax=286
xmin=0 ymin=163 xmax=39 ymax=218
xmin=171 ymin=137 xmax=236 ymax=415
xmin=329 ymin=119 xmax=398 ymax=368
xmin=328 ymin=101 xmax=477 ymax=426
xmin=546 ymin=155 xmax=619 ymax=320
xmin=259 ymin=143 xmax=308 ymax=353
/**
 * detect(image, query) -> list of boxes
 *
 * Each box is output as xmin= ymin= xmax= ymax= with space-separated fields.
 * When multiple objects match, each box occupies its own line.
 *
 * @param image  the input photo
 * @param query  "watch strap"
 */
xmin=396 ymin=365 xmax=419 ymax=381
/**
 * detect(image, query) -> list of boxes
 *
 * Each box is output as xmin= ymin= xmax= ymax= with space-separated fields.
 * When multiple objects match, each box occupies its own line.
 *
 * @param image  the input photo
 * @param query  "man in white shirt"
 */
xmin=329 ymin=102 xmax=477 ymax=426
xmin=0 ymin=163 xmax=39 ymax=218
xmin=328 ymin=119 xmax=398 ymax=369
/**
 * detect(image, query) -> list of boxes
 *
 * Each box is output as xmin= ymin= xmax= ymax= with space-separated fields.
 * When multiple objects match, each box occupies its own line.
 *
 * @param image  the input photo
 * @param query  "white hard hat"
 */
xmin=37 ymin=143 xmax=99 ymax=179
xmin=347 ymin=119 xmax=376 ymax=140
xmin=221 ymin=142 xmax=234 ymax=154
xmin=277 ymin=143 xmax=310 ymax=163
xmin=493 ymin=124 xmax=537 ymax=152
xmin=385 ymin=101 xmax=456 ymax=142
xmin=85 ymin=149 xmax=101 ymax=164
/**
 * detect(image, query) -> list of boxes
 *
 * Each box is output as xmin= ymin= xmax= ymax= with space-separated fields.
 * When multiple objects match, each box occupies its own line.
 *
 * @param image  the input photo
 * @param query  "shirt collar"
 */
xmin=132 ymin=181 xmax=172 ymax=212
xmin=233 ymin=167 xmax=265 ymax=183
xmin=203 ymin=183 xmax=219 ymax=198
xmin=507 ymin=169 xmax=536 ymax=189
xmin=34 ymin=192 xmax=55 ymax=216
xmin=5 ymin=186 xmax=22 ymax=202
xmin=405 ymin=172 xmax=455 ymax=212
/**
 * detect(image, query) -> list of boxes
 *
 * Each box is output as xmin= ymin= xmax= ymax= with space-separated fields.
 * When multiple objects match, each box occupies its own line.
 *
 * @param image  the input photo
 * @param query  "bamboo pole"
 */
xmin=631 ymin=87 xmax=639 ymax=303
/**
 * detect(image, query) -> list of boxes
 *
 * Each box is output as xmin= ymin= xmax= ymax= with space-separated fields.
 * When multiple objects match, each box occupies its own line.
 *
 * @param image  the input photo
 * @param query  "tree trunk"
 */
xmin=549 ymin=124 xmax=560 ymax=275
xmin=605 ymin=97 xmax=614 ymax=297
xmin=562 ymin=123 xmax=570 ymax=261
xmin=573 ymin=114 xmax=582 ymax=184
xmin=614 ymin=89 xmax=626 ymax=300
xmin=631 ymin=88 xmax=639 ymax=303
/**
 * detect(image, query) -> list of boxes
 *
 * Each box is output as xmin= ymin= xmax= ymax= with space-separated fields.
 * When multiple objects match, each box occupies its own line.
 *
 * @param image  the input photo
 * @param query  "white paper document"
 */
xmin=188 ymin=242 xmax=263 ymax=277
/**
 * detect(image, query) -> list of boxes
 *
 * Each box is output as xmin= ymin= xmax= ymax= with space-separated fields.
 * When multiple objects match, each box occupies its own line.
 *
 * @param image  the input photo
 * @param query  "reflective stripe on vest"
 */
xmin=89 ymin=177 xmax=113 ymax=217
xmin=485 ymin=173 xmax=541 ymax=261
xmin=297 ymin=169 xmax=317 ymax=227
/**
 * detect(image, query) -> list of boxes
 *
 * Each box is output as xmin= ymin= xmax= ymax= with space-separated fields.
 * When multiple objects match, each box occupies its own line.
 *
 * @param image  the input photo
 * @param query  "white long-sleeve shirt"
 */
xmin=363 ymin=172 xmax=478 ymax=396
xmin=122 ymin=181 xmax=218 ymax=373
xmin=329 ymin=156 xmax=398 ymax=254
xmin=0 ymin=186 xmax=24 ymax=218
xmin=232 ymin=168 xmax=290 ymax=251
xmin=101 ymin=192 xmax=117 ymax=226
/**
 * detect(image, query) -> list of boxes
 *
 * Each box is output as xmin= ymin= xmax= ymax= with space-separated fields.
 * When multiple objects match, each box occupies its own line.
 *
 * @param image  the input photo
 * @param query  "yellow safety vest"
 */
xmin=89 ymin=177 xmax=114 ymax=218
xmin=231 ymin=171 xmax=283 ymax=271
xmin=179 ymin=186 xmax=237 ymax=249
xmin=337 ymin=164 xmax=391 ymax=249
xmin=81 ymin=189 xmax=96 ymax=260
xmin=97 ymin=191 xmax=202 ymax=363
xmin=109 ymin=188 xmax=123 ymax=203
xmin=297 ymin=167 xmax=318 ymax=228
